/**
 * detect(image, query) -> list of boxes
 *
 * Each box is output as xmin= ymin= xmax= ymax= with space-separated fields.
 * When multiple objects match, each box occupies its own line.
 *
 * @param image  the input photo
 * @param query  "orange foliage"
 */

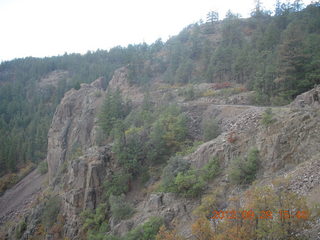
xmin=191 ymin=217 xmax=215 ymax=240
xmin=156 ymin=225 xmax=185 ymax=240
xmin=212 ymin=82 xmax=232 ymax=90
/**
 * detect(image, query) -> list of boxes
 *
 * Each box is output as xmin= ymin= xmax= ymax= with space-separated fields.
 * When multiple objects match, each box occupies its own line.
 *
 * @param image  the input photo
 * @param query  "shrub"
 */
xmin=193 ymin=189 xmax=223 ymax=218
xmin=112 ymin=122 xmax=144 ymax=177
xmin=201 ymin=157 xmax=220 ymax=181
xmin=261 ymin=108 xmax=276 ymax=126
xmin=156 ymin=225 xmax=186 ymax=240
xmin=191 ymin=217 xmax=215 ymax=240
xmin=125 ymin=216 xmax=163 ymax=240
xmin=15 ymin=219 xmax=27 ymax=239
xmin=162 ymin=156 xmax=219 ymax=198
xmin=109 ymin=194 xmax=134 ymax=221
xmin=176 ymin=141 xmax=204 ymax=156
xmin=213 ymin=82 xmax=232 ymax=90
xmin=80 ymin=203 xmax=110 ymax=240
xmin=104 ymin=171 xmax=131 ymax=198
xmin=229 ymin=148 xmax=260 ymax=185
xmin=201 ymin=89 xmax=216 ymax=97
xmin=37 ymin=161 xmax=48 ymax=175
xmin=178 ymin=85 xmax=198 ymax=100
xmin=41 ymin=195 xmax=61 ymax=228
xmin=270 ymin=95 xmax=291 ymax=106
xmin=81 ymin=203 xmax=108 ymax=233
xmin=0 ymin=162 xmax=34 ymax=196
xmin=213 ymin=184 xmax=313 ymax=239
xmin=147 ymin=108 xmax=188 ymax=163
xmin=202 ymin=118 xmax=220 ymax=141
xmin=252 ymin=91 xmax=270 ymax=105
xmin=0 ymin=173 xmax=18 ymax=195
xmin=174 ymin=170 xmax=206 ymax=198
xmin=161 ymin=156 xmax=191 ymax=190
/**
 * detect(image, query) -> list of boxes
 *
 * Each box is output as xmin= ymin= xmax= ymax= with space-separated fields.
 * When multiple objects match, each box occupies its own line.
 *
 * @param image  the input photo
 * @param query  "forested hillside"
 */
xmin=0 ymin=0 xmax=319 ymax=187
xmin=1 ymin=1 xmax=320 ymax=239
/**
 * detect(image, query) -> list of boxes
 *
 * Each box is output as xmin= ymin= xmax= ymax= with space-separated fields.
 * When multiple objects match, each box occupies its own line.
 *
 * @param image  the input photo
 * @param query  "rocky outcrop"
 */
xmin=44 ymin=76 xmax=113 ymax=239
xmin=46 ymin=77 xmax=106 ymax=184
xmin=38 ymin=70 xmax=70 ymax=89
xmin=63 ymin=146 xmax=112 ymax=238
xmin=186 ymin=105 xmax=320 ymax=175
xmin=291 ymin=85 xmax=320 ymax=109
xmin=108 ymin=67 xmax=144 ymax=105
xmin=112 ymin=193 xmax=197 ymax=238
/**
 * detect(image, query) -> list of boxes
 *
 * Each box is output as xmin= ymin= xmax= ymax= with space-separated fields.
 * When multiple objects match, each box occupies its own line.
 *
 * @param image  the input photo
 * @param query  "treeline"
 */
xmin=128 ymin=1 xmax=320 ymax=105
xmin=174 ymin=1 xmax=320 ymax=104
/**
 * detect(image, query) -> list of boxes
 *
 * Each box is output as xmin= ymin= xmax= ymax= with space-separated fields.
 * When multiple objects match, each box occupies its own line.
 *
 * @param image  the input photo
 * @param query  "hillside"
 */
xmin=0 ymin=2 xmax=320 ymax=240
xmin=2 ymin=67 xmax=320 ymax=239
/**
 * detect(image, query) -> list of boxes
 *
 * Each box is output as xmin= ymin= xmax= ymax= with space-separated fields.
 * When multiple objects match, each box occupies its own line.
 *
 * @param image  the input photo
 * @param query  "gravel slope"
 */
xmin=0 ymin=169 xmax=46 ymax=225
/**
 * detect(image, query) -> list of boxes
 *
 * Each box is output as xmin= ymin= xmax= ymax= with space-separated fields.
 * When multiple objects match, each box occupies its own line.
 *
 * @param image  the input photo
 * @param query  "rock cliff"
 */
xmin=46 ymin=77 xmax=106 ymax=184
xmin=2 ymin=71 xmax=320 ymax=240
xmin=46 ymin=75 xmax=320 ymax=239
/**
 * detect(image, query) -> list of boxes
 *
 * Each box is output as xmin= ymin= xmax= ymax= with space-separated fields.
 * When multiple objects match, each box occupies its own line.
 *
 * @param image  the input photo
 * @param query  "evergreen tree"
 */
xmin=206 ymin=11 xmax=219 ymax=24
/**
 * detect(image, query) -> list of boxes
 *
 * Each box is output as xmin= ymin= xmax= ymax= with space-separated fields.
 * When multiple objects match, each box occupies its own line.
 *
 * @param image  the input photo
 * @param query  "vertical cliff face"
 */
xmin=44 ymin=77 xmax=112 ymax=238
xmin=46 ymin=77 xmax=106 ymax=184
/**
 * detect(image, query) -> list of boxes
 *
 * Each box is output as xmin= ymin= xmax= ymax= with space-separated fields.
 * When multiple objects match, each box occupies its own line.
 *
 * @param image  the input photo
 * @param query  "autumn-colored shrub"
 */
xmin=212 ymin=82 xmax=232 ymax=90
xmin=191 ymin=217 xmax=215 ymax=240
xmin=156 ymin=226 xmax=186 ymax=240
xmin=227 ymin=131 xmax=237 ymax=143
xmin=205 ymin=183 xmax=312 ymax=240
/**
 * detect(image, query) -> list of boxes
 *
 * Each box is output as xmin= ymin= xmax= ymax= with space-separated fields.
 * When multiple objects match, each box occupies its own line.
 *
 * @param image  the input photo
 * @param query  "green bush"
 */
xmin=125 ymin=216 xmax=163 ymax=240
xmin=178 ymin=85 xmax=199 ymax=100
xmin=229 ymin=148 xmax=260 ymax=184
xmin=15 ymin=219 xmax=27 ymax=239
xmin=201 ymin=157 xmax=220 ymax=181
xmin=252 ymin=91 xmax=270 ymax=106
xmin=261 ymin=108 xmax=276 ymax=126
xmin=147 ymin=105 xmax=188 ymax=163
xmin=37 ymin=161 xmax=48 ymax=175
xmin=41 ymin=195 xmax=61 ymax=228
xmin=109 ymin=194 xmax=134 ymax=221
xmin=161 ymin=156 xmax=191 ymax=190
xmin=81 ymin=204 xmax=108 ymax=231
xmin=161 ymin=156 xmax=220 ymax=197
xmin=174 ymin=170 xmax=206 ymax=198
xmin=103 ymin=216 xmax=163 ymax=240
xmin=81 ymin=203 xmax=109 ymax=239
xmin=176 ymin=141 xmax=204 ymax=157
xmin=112 ymin=122 xmax=143 ymax=177
xmin=104 ymin=171 xmax=131 ymax=198
xmin=202 ymin=118 xmax=220 ymax=141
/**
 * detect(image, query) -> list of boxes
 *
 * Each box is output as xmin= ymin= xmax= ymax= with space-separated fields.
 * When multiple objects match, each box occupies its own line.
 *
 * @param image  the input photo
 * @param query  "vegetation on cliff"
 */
xmin=1 ymin=1 xmax=320 ymax=239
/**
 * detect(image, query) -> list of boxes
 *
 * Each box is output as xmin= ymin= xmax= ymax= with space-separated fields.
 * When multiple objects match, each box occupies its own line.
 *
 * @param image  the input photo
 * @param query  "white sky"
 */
xmin=0 ymin=0 xmax=313 ymax=62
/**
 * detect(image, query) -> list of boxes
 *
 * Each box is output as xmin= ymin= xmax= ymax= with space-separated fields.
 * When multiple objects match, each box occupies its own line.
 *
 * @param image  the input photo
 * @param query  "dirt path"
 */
xmin=0 ymin=169 xmax=47 ymax=225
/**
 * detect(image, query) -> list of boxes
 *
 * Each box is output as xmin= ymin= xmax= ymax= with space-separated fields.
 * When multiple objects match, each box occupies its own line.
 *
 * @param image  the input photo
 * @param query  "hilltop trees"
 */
xmin=206 ymin=11 xmax=219 ymax=24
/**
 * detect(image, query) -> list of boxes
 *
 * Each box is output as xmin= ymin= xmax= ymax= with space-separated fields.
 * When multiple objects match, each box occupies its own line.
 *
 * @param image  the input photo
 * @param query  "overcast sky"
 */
xmin=0 ymin=0 xmax=312 ymax=62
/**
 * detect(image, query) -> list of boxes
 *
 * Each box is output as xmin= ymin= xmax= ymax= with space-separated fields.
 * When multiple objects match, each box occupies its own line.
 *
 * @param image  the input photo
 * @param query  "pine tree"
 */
xmin=206 ymin=11 xmax=219 ymax=24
